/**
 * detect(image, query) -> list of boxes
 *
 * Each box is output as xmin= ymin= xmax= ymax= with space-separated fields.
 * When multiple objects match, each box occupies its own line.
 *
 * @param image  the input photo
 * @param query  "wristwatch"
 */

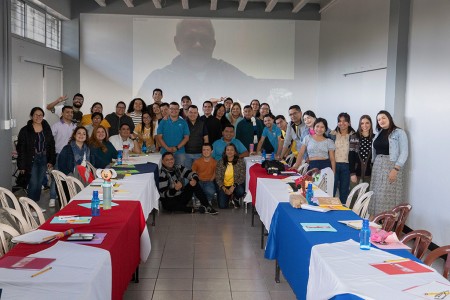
xmin=176 ymin=146 xmax=180 ymax=150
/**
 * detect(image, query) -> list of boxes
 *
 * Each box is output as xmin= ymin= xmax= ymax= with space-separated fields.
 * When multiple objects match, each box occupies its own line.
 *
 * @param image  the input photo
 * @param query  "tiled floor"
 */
xmin=123 ymin=208 xmax=297 ymax=300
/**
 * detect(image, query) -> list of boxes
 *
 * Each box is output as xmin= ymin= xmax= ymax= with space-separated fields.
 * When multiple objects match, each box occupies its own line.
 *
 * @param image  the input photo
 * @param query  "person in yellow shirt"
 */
xmin=81 ymin=102 xmax=110 ymax=129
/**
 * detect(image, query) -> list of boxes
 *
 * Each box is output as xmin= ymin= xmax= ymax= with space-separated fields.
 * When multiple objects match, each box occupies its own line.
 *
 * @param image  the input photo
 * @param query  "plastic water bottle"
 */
xmin=141 ymin=140 xmax=147 ymax=154
xmin=117 ymin=150 xmax=123 ymax=165
xmin=102 ymin=181 xmax=112 ymax=210
xmin=306 ymin=183 xmax=314 ymax=204
xmin=271 ymin=152 xmax=275 ymax=161
xmin=360 ymin=219 xmax=371 ymax=250
xmin=91 ymin=190 xmax=100 ymax=216
xmin=261 ymin=149 xmax=266 ymax=162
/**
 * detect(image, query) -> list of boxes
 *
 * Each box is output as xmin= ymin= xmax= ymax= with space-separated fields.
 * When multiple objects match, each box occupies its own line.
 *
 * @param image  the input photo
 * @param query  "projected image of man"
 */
xmin=138 ymin=19 xmax=256 ymax=101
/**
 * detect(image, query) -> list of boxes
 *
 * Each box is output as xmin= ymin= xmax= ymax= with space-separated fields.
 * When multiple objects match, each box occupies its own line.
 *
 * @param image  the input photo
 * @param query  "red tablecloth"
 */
xmin=248 ymin=164 xmax=287 ymax=205
xmin=6 ymin=200 xmax=145 ymax=300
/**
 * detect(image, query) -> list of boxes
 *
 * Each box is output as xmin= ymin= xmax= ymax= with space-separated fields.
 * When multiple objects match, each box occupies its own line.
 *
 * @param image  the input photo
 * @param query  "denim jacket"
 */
xmin=372 ymin=128 xmax=408 ymax=167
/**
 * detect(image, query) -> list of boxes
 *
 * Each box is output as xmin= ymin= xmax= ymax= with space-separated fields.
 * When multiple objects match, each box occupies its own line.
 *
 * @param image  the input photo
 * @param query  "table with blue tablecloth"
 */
xmin=264 ymin=203 xmax=424 ymax=300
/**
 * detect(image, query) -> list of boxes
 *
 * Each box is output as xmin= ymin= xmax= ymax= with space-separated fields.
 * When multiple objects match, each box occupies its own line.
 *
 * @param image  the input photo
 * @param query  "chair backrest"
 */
xmin=285 ymin=153 xmax=296 ymax=167
xmin=392 ymin=203 xmax=412 ymax=237
xmin=3 ymin=207 xmax=31 ymax=234
xmin=297 ymin=163 xmax=309 ymax=175
xmin=424 ymin=245 xmax=450 ymax=279
xmin=400 ymin=229 xmax=432 ymax=260
xmin=372 ymin=211 xmax=397 ymax=232
xmin=0 ymin=187 xmax=22 ymax=214
xmin=85 ymin=161 xmax=97 ymax=178
xmin=51 ymin=170 xmax=70 ymax=208
xmin=352 ymin=191 xmax=373 ymax=218
xmin=345 ymin=182 xmax=369 ymax=209
xmin=317 ymin=167 xmax=334 ymax=196
xmin=0 ymin=224 xmax=20 ymax=257
xmin=18 ymin=197 xmax=46 ymax=229
xmin=66 ymin=176 xmax=85 ymax=199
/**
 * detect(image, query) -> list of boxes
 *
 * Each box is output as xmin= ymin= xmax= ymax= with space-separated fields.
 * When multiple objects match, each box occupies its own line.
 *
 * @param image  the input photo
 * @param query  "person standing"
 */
xmin=105 ymin=101 xmax=135 ymax=137
xmin=329 ymin=113 xmax=356 ymax=203
xmin=255 ymin=114 xmax=283 ymax=158
xmin=184 ymin=105 xmax=208 ymax=169
xmin=226 ymin=102 xmax=243 ymax=127
xmin=369 ymin=111 xmax=408 ymax=216
xmin=17 ymin=107 xmax=56 ymax=210
xmin=179 ymin=95 xmax=192 ymax=119
xmin=235 ymin=105 xmax=264 ymax=152
xmin=201 ymin=100 xmax=222 ymax=144
xmin=212 ymin=124 xmax=249 ymax=160
xmin=280 ymin=105 xmax=306 ymax=161
xmin=349 ymin=115 xmax=375 ymax=186
xmin=156 ymin=102 xmax=190 ymax=165
xmin=127 ymin=98 xmax=147 ymax=126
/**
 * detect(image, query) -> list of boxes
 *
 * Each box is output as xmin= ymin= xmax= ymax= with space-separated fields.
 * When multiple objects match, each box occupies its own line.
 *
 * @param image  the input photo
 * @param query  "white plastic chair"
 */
xmin=3 ymin=207 xmax=31 ymax=234
xmin=285 ymin=153 xmax=296 ymax=167
xmin=317 ymin=167 xmax=334 ymax=196
xmin=297 ymin=163 xmax=309 ymax=175
xmin=352 ymin=191 xmax=374 ymax=218
xmin=0 ymin=187 xmax=22 ymax=214
xmin=19 ymin=197 xmax=46 ymax=229
xmin=66 ymin=176 xmax=85 ymax=199
xmin=345 ymin=182 xmax=369 ymax=209
xmin=0 ymin=224 xmax=20 ymax=257
xmin=51 ymin=170 xmax=70 ymax=208
xmin=85 ymin=161 xmax=97 ymax=179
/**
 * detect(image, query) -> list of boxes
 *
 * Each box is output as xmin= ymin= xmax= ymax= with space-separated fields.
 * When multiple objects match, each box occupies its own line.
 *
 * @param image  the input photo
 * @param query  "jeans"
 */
xmin=333 ymin=162 xmax=350 ymax=203
xmin=27 ymin=153 xmax=47 ymax=202
xmin=308 ymin=159 xmax=331 ymax=171
xmin=160 ymin=182 xmax=210 ymax=212
xmin=49 ymin=153 xmax=59 ymax=199
xmin=174 ymin=152 xmax=186 ymax=166
xmin=183 ymin=153 xmax=202 ymax=170
xmin=217 ymin=183 xmax=245 ymax=209
xmin=198 ymin=181 xmax=217 ymax=205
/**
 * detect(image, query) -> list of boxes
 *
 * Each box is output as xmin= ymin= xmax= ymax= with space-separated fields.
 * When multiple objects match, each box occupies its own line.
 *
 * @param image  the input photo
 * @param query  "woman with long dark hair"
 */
xmin=349 ymin=115 xmax=374 ymax=186
xmin=250 ymin=99 xmax=260 ymax=118
xmin=134 ymin=112 xmax=157 ymax=152
xmin=17 ymin=107 xmax=56 ymax=208
xmin=369 ymin=110 xmax=408 ymax=216
xmin=127 ymin=98 xmax=147 ymax=126
xmin=330 ymin=113 xmax=356 ymax=203
xmin=58 ymin=126 xmax=91 ymax=175
xmin=215 ymin=143 xmax=246 ymax=209
xmin=213 ymin=103 xmax=231 ymax=130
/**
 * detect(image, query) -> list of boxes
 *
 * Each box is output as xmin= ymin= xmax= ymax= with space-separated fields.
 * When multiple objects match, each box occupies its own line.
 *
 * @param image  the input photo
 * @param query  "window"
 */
xmin=10 ymin=0 xmax=61 ymax=51
xmin=11 ymin=0 xmax=25 ymax=36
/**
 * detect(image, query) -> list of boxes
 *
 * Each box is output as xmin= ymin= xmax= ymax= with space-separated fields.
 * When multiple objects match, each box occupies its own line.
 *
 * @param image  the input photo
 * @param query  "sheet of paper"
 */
xmin=11 ymin=229 xmax=61 ymax=244
xmin=301 ymin=223 xmax=337 ymax=232
xmin=403 ymin=281 xmax=450 ymax=299
xmin=338 ymin=220 xmax=381 ymax=230
xmin=370 ymin=260 xmax=434 ymax=275
xmin=50 ymin=216 xmax=92 ymax=224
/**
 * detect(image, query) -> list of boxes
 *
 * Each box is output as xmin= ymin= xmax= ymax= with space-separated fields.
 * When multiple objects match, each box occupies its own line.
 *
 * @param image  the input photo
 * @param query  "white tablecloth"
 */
xmin=255 ymin=178 xmax=329 ymax=231
xmin=71 ymin=172 xmax=159 ymax=263
xmin=0 ymin=241 xmax=111 ymax=300
xmin=307 ymin=240 xmax=448 ymax=300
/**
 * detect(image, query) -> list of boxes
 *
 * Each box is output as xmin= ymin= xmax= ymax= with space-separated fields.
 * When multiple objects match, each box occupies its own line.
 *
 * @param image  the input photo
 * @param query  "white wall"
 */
xmin=317 ymin=0 xmax=390 ymax=125
xmin=405 ymin=0 xmax=450 ymax=246
xmin=11 ymin=37 xmax=63 ymax=136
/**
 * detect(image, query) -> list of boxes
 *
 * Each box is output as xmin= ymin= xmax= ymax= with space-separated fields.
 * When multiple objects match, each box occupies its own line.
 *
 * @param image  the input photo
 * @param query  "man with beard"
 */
xmin=46 ymin=93 xmax=84 ymax=124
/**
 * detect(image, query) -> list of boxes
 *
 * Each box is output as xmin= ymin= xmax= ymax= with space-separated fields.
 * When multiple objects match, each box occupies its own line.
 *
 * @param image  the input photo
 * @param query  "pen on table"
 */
xmin=57 ymin=215 xmax=80 ymax=220
xmin=31 ymin=267 xmax=52 ymax=278
xmin=384 ymin=258 xmax=409 ymax=263
xmin=424 ymin=291 xmax=450 ymax=296
xmin=306 ymin=226 xmax=330 ymax=229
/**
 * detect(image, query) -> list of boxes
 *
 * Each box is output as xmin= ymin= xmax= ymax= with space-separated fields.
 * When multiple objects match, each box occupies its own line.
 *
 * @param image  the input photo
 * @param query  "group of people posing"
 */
xmin=16 ymin=88 xmax=408 ymax=217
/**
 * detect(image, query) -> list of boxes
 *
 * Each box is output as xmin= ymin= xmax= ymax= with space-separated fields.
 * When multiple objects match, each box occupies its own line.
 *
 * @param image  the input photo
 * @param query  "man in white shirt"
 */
xmin=109 ymin=123 xmax=141 ymax=153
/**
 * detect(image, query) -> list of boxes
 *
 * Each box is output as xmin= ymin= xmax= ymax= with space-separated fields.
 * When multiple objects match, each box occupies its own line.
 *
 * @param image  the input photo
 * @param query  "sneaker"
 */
xmin=42 ymin=185 xmax=50 ymax=191
xmin=198 ymin=206 xmax=206 ymax=214
xmin=232 ymin=198 xmax=241 ymax=209
xmin=49 ymin=199 xmax=56 ymax=208
xmin=206 ymin=207 xmax=218 ymax=215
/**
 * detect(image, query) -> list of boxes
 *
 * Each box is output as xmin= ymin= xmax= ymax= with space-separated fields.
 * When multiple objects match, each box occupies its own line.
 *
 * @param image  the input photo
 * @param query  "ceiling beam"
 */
xmin=182 ymin=0 xmax=189 ymax=9
xmin=94 ymin=0 xmax=106 ymax=7
xmin=123 ymin=0 xmax=134 ymax=7
xmin=292 ymin=0 xmax=309 ymax=13
xmin=238 ymin=0 xmax=248 ymax=11
xmin=152 ymin=0 xmax=162 ymax=8
xmin=265 ymin=0 xmax=278 ymax=12
xmin=210 ymin=0 xmax=217 ymax=10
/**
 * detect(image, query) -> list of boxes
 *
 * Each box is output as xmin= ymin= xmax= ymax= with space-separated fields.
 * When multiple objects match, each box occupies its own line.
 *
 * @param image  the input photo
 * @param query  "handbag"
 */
xmin=261 ymin=160 xmax=285 ymax=175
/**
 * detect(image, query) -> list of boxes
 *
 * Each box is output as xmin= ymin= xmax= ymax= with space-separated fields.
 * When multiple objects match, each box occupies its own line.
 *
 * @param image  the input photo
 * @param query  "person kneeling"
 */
xmin=159 ymin=152 xmax=218 ymax=215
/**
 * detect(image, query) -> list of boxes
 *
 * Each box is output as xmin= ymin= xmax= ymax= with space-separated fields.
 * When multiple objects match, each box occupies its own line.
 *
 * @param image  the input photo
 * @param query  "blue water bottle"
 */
xmin=261 ymin=149 xmax=266 ymax=162
xmin=141 ymin=140 xmax=147 ymax=154
xmin=271 ymin=152 xmax=275 ymax=161
xmin=102 ymin=181 xmax=112 ymax=210
xmin=360 ymin=219 xmax=371 ymax=250
xmin=117 ymin=150 xmax=123 ymax=165
xmin=91 ymin=190 xmax=100 ymax=216
xmin=306 ymin=183 xmax=314 ymax=204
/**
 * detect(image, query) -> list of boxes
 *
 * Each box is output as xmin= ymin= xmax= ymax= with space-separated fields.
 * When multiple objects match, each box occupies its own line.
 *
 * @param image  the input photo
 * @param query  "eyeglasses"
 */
xmin=117 ymin=106 xmax=126 ymax=109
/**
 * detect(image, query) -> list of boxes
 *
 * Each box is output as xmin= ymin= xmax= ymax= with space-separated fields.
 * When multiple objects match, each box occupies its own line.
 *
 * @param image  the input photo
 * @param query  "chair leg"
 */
xmin=151 ymin=208 xmax=156 ymax=226
xmin=261 ymin=221 xmax=266 ymax=249
xmin=132 ymin=266 xmax=139 ymax=283
xmin=251 ymin=205 xmax=256 ymax=227
xmin=275 ymin=260 xmax=281 ymax=283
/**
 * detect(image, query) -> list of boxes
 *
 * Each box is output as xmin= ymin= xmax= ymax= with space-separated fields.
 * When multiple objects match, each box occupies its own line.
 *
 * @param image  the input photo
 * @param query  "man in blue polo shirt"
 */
xmin=212 ymin=124 xmax=249 ymax=160
xmin=156 ymin=102 xmax=190 ymax=165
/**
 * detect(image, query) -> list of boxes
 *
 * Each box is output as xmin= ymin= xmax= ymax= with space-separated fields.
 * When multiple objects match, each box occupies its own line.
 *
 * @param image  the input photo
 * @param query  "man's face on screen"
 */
xmin=175 ymin=20 xmax=216 ymax=68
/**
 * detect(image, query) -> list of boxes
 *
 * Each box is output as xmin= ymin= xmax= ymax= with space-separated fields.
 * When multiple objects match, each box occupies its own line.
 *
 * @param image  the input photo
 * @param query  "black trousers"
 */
xmin=161 ymin=183 xmax=210 ymax=212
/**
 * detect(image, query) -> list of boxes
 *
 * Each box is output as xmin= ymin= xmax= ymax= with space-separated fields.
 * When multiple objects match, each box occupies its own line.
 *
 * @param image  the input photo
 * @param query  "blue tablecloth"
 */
xmin=115 ymin=162 xmax=159 ymax=186
xmin=264 ymin=203 xmax=418 ymax=300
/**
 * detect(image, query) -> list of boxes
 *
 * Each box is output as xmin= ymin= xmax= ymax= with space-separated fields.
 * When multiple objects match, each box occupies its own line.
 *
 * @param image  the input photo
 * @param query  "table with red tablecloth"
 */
xmin=4 ymin=200 xmax=145 ymax=300
xmin=248 ymin=164 xmax=288 ymax=205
